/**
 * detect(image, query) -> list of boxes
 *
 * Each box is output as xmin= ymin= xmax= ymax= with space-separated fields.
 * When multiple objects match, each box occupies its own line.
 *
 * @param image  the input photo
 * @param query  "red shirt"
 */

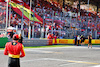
xmin=47 ymin=34 xmax=51 ymax=39
xmin=54 ymin=35 xmax=57 ymax=40
xmin=4 ymin=41 xmax=25 ymax=58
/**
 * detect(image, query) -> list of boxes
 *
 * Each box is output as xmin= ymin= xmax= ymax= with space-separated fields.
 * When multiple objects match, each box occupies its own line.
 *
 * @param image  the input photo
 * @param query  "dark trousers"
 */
xmin=75 ymin=40 xmax=77 ymax=45
xmin=78 ymin=40 xmax=80 ymax=45
xmin=8 ymin=57 xmax=20 ymax=67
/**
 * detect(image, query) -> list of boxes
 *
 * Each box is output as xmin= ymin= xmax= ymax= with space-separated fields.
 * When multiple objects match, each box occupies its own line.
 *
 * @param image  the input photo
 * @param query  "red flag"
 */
xmin=88 ymin=12 xmax=91 ymax=16
xmin=11 ymin=0 xmax=22 ymax=3
xmin=11 ymin=14 xmax=13 ymax=19
xmin=0 ymin=0 xmax=4 ymax=2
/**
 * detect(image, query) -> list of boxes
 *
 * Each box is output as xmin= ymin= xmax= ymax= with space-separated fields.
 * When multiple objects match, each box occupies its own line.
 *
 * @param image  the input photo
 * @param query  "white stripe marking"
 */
xmin=0 ymin=50 xmax=4 ymax=51
xmin=60 ymin=63 xmax=77 ymax=66
xmin=21 ymin=58 xmax=99 ymax=65
xmin=25 ymin=49 xmax=54 ymax=53
xmin=92 ymin=65 xmax=100 ymax=67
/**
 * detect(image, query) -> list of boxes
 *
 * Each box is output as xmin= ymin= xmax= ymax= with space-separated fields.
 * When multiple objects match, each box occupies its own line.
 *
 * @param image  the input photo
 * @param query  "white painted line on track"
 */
xmin=25 ymin=49 xmax=62 ymax=54
xmin=21 ymin=58 xmax=46 ymax=62
xmin=1 ymin=46 xmax=100 ymax=52
xmin=25 ymin=49 xmax=54 ymax=53
xmin=0 ymin=50 xmax=4 ymax=51
xmin=91 ymin=65 xmax=100 ymax=67
xmin=44 ymin=58 xmax=99 ymax=65
xmin=21 ymin=58 xmax=100 ymax=65
xmin=60 ymin=63 xmax=77 ymax=66
xmin=24 ymin=46 xmax=100 ymax=50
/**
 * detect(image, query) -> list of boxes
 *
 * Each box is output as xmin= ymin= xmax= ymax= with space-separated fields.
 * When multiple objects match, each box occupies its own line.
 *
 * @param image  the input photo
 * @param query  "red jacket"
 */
xmin=4 ymin=41 xmax=25 ymax=58
xmin=47 ymin=34 xmax=52 ymax=39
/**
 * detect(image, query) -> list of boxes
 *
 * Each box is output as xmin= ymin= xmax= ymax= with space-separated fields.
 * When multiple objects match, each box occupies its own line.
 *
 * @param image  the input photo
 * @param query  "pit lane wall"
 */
xmin=1 ymin=38 xmax=100 ymax=48
xmin=52 ymin=39 xmax=100 ymax=45
xmin=23 ymin=39 xmax=100 ymax=47
xmin=0 ymin=37 xmax=8 ymax=48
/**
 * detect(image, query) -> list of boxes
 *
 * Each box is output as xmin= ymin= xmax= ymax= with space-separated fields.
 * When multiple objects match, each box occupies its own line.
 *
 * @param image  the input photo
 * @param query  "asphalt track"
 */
xmin=0 ymin=45 xmax=100 ymax=67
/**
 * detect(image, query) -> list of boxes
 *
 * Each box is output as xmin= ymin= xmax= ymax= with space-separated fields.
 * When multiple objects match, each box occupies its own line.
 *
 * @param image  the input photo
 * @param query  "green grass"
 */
xmin=1 ymin=44 xmax=100 ymax=50
xmin=24 ymin=45 xmax=72 ymax=49
xmin=0 ymin=48 xmax=4 ymax=50
xmin=85 ymin=44 xmax=100 ymax=45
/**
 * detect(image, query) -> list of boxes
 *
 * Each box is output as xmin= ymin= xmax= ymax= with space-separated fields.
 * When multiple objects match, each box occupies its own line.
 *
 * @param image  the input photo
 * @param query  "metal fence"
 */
xmin=63 ymin=28 xmax=98 ymax=39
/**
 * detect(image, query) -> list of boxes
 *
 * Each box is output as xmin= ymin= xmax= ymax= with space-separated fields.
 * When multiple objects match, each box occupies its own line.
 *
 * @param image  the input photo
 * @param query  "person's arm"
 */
xmin=4 ymin=44 xmax=8 ymax=55
xmin=91 ymin=36 xmax=92 ymax=39
xmin=20 ymin=45 xmax=25 ymax=57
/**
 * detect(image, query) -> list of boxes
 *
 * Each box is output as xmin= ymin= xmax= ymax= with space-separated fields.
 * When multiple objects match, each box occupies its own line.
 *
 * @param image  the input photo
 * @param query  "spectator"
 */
xmin=47 ymin=33 xmax=52 ymax=39
xmin=54 ymin=34 xmax=57 ymax=45
xmin=99 ymin=35 xmax=100 ymax=39
xmin=7 ymin=33 xmax=11 ymax=38
xmin=77 ymin=35 xmax=80 ymax=46
xmin=88 ymin=34 xmax=92 ymax=48
xmin=74 ymin=35 xmax=77 ymax=45
xmin=51 ymin=34 xmax=54 ymax=39
xmin=81 ymin=35 xmax=85 ymax=45
xmin=10 ymin=31 xmax=14 ymax=38
xmin=47 ymin=33 xmax=53 ymax=45
xmin=59 ymin=34 xmax=63 ymax=39
xmin=19 ymin=34 xmax=23 ymax=44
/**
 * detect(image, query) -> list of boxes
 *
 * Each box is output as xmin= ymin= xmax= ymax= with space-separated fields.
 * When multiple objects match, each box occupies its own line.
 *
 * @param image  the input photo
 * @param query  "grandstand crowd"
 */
xmin=0 ymin=0 xmax=100 ymax=39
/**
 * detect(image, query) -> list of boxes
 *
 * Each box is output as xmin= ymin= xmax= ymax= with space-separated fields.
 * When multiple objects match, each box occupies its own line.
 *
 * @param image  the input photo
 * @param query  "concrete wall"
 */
xmin=8 ymin=38 xmax=100 ymax=47
xmin=23 ymin=39 xmax=48 ymax=46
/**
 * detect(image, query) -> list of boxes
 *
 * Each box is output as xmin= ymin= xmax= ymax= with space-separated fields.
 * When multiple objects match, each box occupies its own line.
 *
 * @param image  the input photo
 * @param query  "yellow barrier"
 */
xmin=52 ymin=39 xmax=100 ymax=44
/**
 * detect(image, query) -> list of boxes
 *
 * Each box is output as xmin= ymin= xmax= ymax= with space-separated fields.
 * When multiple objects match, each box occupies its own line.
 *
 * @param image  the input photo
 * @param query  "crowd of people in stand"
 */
xmin=0 ymin=0 xmax=99 ymax=39
xmin=31 ymin=0 xmax=100 ymax=38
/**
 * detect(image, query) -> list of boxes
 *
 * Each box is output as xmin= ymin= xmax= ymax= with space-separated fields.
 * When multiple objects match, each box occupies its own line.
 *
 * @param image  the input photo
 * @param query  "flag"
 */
xmin=9 ymin=2 xmax=43 ymax=24
xmin=5 ymin=0 xmax=9 ymax=2
xmin=0 ymin=0 xmax=4 ymax=2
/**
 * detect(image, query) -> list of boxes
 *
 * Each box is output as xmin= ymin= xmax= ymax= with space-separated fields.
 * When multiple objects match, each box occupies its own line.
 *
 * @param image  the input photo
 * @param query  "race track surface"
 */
xmin=1 ymin=46 xmax=100 ymax=67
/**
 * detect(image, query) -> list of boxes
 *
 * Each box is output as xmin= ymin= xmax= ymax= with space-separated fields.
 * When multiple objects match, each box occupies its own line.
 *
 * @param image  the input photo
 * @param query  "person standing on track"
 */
xmin=47 ymin=33 xmax=52 ymax=39
xmin=88 ymin=34 xmax=92 ymax=48
xmin=81 ymin=35 xmax=85 ymax=45
xmin=77 ymin=35 xmax=80 ymax=46
xmin=74 ymin=35 xmax=77 ymax=45
xmin=19 ymin=34 xmax=23 ymax=44
xmin=54 ymin=34 xmax=57 ymax=45
xmin=4 ymin=34 xmax=25 ymax=67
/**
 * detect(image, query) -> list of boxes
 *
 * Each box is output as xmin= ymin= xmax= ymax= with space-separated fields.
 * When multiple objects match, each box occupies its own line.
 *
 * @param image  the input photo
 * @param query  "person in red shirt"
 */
xmin=4 ymin=34 xmax=25 ymax=67
xmin=54 ymin=34 xmax=57 ymax=45
xmin=47 ymin=33 xmax=52 ymax=39
xmin=47 ymin=33 xmax=53 ymax=45
xmin=51 ymin=34 xmax=54 ymax=39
